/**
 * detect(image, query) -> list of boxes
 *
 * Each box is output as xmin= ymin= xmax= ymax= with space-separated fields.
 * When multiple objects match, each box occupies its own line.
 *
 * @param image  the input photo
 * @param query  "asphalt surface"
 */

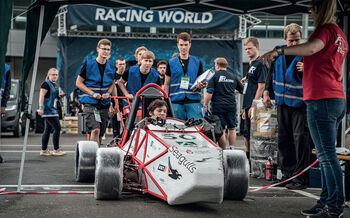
xmin=0 ymin=132 xmax=349 ymax=218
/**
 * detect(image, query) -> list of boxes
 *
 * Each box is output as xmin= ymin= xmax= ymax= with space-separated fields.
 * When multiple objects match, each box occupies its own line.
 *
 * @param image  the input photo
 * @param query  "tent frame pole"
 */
xmin=17 ymin=5 xmax=45 ymax=192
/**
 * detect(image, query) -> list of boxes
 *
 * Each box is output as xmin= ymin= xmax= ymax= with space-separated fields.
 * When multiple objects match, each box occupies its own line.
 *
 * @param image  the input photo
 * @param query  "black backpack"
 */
xmin=203 ymin=112 xmax=224 ymax=142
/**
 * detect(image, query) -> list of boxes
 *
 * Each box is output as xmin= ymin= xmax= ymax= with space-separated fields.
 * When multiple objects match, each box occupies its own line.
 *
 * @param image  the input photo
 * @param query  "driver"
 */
xmin=147 ymin=99 xmax=167 ymax=119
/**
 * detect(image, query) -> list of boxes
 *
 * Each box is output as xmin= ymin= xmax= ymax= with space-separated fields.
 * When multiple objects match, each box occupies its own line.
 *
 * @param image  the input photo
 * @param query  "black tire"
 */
xmin=223 ymin=150 xmax=249 ymax=200
xmin=94 ymin=147 xmax=124 ymax=200
xmin=13 ymin=124 xmax=20 ymax=137
xmin=75 ymin=141 xmax=98 ymax=182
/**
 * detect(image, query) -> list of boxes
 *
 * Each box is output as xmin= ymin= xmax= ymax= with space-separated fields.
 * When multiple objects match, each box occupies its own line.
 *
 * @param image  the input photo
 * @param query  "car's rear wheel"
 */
xmin=94 ymin=147 xmax=124 ymax=200
xmin=75 ymin=141 xmax=98 ymax=182
xmin=223 ymin=150 xmax=249 ymax=200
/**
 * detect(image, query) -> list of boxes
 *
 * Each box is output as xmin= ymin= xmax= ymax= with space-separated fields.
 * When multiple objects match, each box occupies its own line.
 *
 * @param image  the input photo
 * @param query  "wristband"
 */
xmin=203 ymin=105 xmax=208 ymax=108
xmin=40 ymin=106 xmax=44 ymax=108
xmin=91 ymin=92 xmax=95 ymax=96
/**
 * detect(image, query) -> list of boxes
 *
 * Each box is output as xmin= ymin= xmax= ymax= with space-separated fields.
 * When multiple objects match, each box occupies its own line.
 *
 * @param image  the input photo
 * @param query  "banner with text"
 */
xmin=66 ymin=5 xmax=239 ymax=30
xmin=57 ymin=37 xmax=242 ymax=95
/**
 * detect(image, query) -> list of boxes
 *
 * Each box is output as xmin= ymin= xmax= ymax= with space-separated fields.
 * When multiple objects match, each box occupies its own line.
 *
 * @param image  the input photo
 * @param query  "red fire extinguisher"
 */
xmin=265 ymin=157 xmax=273 ymax=181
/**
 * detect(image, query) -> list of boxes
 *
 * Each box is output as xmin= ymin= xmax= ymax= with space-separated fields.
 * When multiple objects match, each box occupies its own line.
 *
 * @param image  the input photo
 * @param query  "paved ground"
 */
xmin=0 ymin=132 xmax=349 ymax=218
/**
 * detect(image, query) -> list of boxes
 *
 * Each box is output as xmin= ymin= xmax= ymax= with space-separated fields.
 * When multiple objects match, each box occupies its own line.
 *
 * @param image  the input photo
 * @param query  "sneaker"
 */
xmin=286 ymin=182 xmax=307 ymax=190
xmin=52 ymin=149 xmax=66 ymax=156
xmin=301 ymin=202 xmax=324 ymax=216
xmin=40 ymin=149 xmax=52 ymax=156
xmin=307 ymin=208 xmax=343 ymax=218
xmin=227 ymin=146 xmax=235 ymax=150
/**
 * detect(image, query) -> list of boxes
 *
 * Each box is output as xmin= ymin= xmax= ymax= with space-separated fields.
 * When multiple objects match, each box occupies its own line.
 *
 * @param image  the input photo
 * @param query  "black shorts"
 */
xmin=243 ymin=108 xmax=251 ymax=139
xmin=213 ymin=110 xmax=237 ymax=130
xmin=83 ymin=104 xmax=109 ymax=137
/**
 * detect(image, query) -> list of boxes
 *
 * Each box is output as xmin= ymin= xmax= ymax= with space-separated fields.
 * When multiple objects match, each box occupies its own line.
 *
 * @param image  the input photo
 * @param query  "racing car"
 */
xmin=75 ymin=84 xmax=249 ymax=205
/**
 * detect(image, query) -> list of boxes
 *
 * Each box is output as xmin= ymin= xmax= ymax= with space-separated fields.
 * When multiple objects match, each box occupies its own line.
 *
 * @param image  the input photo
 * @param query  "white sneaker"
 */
xmin=40 ymin=149 xmax=52 ymax=156
xmin=52 ymin=149 xmax=66 ymax=156
xmin=228 ymin=146 xmax=235 ymax=150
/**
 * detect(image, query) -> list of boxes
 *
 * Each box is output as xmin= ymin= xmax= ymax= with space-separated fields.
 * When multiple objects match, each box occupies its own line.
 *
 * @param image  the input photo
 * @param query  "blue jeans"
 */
xmin=305 ymin=98 xmax=345 ymax=213
xmin=172 ymin=103 xmax=203 ymax=121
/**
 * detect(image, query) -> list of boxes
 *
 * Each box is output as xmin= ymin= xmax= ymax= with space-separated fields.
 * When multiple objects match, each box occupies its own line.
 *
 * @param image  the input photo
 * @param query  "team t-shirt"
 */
xmin=242 ymin=59 xmax=267 ymax=109
xmin=303 ymin=24 xmax=348 ymax=100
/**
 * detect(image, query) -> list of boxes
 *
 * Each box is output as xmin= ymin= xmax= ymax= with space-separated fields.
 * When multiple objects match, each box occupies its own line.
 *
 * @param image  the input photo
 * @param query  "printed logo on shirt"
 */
xmin=218 ymin=76 xmax=234 ymax=83
xmin=335 ymin=34 xmax=347 ymax=56
xmin=248 ymin=66 xmax=256 ymax=75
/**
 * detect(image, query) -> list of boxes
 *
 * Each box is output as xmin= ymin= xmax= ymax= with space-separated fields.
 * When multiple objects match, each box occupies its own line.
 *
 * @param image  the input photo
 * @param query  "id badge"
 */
xmin=180 ymin=77 xmax=190 ymax=90
xmin=243 ymin=81 xmax=248 ymax=94
xmin=94 ymin=110 xmax=102 ymax=123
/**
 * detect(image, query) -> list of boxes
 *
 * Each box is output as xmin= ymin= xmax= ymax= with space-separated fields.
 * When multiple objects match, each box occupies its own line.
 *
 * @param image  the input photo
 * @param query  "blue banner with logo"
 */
xmin=66 ymin=5 xmax=239 ymax=30
xmin=57 ymin=37 xmax=242 ymax=95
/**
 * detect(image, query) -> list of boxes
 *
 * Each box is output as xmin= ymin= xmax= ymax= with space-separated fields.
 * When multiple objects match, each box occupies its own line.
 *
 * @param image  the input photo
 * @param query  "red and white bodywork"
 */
xmin=120 ymin=118 xmax=224 ymax=205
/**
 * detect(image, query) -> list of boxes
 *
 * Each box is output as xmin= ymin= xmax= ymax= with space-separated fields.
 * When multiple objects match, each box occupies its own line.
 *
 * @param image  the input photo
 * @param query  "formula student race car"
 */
xmin=74 ymin=84 xmax=249 ymax=205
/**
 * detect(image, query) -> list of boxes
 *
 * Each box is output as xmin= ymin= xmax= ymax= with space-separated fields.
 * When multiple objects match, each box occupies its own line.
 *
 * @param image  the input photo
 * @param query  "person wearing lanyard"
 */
xmin=261 ymin=0 xmax=348 ymax=216
xmin=76 ymin=39 xmax=116 ymax=145
xmin=38 ymin=68 xmax=66 ymax=156
xmin=164 ymin=32 xmax=207 ymax=121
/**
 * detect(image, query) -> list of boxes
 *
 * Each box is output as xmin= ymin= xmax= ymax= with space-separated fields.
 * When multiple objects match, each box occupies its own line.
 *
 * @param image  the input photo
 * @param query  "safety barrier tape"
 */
xmin=0 ymin=189 xmax=93 ymax=195
xmin=248 ymin=159 xmax=319 ymax=192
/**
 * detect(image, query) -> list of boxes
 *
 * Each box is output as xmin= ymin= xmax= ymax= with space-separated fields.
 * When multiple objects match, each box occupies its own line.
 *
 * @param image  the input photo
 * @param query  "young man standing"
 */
xmin=111 ymin=57 xmax=126 ymax=138
xmin=263 ymin=23 xmax=310 ymax=189
xmin=164 ymin=32 xmax=207 ymax=121
xmin=76 ymin=39 xmax=115 ymax=145
xmin=157 ymin=60 xmax=167 ymax=87
xmin=242 ymin=37 xmax=267 ymax=159
xmin=203 ymin=58 xmax=243 ymax=149
xmin=118 ymin=51 xmax=160 ymax=101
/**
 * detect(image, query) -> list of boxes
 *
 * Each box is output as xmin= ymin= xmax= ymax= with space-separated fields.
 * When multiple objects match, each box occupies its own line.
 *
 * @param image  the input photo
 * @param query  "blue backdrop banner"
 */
xmin=66 ymin=5 xmax=239 ymax=30
xmin=57 ymin=37 xmax=242 ymax=95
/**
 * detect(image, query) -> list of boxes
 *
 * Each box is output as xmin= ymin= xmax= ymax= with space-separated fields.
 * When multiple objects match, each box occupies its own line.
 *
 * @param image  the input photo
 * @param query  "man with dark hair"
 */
xmin=110 ymin=57 xmax=126 ymax=138
xmin=164 ymin=32 xmax=206 ymax=121
xmin=263 ymin=23 xmax=310 ymax=190
xmin=0 ymin=64 xmax=11 ymax=163
xmin=157 ymin=60 xmax=167 ymax=86
xmin=204 ymin=58 xmax=243 ymax=150
xmin=242 ymin=36 xmax=267 ymax=160
xmin=76 ymin=39 xmax=116 ymax=145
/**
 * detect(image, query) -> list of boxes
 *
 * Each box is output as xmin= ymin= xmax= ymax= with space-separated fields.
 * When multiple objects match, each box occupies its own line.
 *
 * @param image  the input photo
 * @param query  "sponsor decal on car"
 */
xmin=158 ymin=164 xmax=167 ymax=172
xmin=168 ymin=157 xmax=182 ymax=180
xmin=170 ymin=146 xmax=197 ymax=173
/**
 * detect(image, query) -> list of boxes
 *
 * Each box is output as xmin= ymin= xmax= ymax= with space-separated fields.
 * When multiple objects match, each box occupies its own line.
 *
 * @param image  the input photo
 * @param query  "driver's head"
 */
xmin=148 ymin=99 xmax=168 ymax=119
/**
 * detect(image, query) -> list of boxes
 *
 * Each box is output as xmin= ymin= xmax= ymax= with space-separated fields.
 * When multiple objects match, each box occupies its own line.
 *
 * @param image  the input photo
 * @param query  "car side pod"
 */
xmin=167 ymin=147 xmax=224 ymax=205
xmin=75 ymin=141 xmax=98 ymax=182
xmin=223 ymin=150 xmax=250 ymax=200
xmin=94 ymin=147 xmax=124 ymax=200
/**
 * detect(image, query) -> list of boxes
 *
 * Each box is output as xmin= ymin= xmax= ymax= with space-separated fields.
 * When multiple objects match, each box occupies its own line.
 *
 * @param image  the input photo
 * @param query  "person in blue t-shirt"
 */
xmin=203 ymin=58 xmax=243 ymax=149
xmin=242 ymin=37 xmax=267 ymax=160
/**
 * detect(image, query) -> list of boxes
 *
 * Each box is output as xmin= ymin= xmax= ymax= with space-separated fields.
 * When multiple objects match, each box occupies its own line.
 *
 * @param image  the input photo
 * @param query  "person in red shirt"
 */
xmin=261 ymin=0 xmax=348 ymax=217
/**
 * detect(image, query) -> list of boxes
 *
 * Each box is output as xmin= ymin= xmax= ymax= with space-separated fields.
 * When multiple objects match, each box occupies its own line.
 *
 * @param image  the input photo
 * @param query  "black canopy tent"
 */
xmin=2 ymin=0 xmax=349 ymax=191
